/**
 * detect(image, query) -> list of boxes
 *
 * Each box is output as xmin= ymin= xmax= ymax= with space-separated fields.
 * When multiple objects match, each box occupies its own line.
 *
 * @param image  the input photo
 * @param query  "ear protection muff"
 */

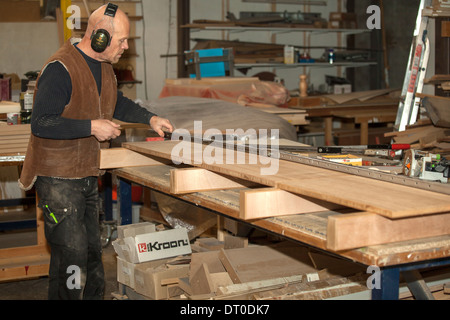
xmin=90 ymin=3 xmax=118 ymax=53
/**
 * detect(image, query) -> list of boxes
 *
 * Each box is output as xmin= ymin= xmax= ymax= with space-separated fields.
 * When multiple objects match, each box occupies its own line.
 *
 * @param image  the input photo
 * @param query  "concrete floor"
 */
xmin=0 ymin=242 xmax=119 ymax=300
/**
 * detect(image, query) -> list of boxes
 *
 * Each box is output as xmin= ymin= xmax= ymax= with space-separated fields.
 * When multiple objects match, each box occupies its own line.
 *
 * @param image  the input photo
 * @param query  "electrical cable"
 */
xmin=165 ymin=0 xmax=173 ymax=79
xmin=140 ymin=0 xmax=149 ymax=100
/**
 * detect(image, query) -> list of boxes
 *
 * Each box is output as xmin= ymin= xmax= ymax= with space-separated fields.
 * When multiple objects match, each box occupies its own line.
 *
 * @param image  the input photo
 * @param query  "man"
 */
xmin=19 ymin=3 xmax=173 ymax=299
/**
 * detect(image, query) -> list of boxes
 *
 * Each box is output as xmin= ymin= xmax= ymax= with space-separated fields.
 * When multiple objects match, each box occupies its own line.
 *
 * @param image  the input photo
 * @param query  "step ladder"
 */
xmin=395 ymin=0 xmax=432 ymax=132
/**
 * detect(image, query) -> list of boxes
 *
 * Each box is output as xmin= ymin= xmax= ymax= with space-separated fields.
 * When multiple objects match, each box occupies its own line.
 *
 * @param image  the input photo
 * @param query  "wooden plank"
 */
xmin=0 ymin=253 xmax=50 ymax=282
xmin=327 ymin=211 xmax=450 ymax=251
xmin=218 ymin=243 xmax=316 ymax=284
xmin=420 ymin=95 xmax=450 ymax=128
xmin=122 ymin=141 xmax=450 ymax=219
xmin=170 ymin=167 xmax=255 ymax=194
xmin=99 ymin=148 xmax=170 ymax=169
xmin=239 ymin=187 xmax=343 ymax=220
xmin=216 ymin=274 xmax=303 ymax=297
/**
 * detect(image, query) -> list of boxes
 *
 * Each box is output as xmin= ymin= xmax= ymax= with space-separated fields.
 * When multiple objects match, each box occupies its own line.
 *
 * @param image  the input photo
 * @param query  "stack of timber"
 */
xmin=184 ymin=11 xmax=328 ymax=30
xmin=385 ymin=119 xmax=450 ymax=155
xmin=0 ymin=124 xmax=30 ymax=155
xmin=113 ymin=140 xmax=450 ymax=254
xmin=386 ymin=93 xmax=450 ymax=155
xmin=192 ymin=39 xmax=284 ymax=64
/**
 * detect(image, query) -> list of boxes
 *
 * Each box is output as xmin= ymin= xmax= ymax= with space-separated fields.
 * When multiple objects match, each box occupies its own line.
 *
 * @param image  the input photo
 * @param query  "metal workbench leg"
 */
xmin=402 ymin=270 xmax=435 ymax=300
xmin=103 ymin=172 xmax=113 ymax=221
xmin=372 ymin=266 xmax=400 ymax=300
xmin=118 ymin=178 xmax=132 ymax=225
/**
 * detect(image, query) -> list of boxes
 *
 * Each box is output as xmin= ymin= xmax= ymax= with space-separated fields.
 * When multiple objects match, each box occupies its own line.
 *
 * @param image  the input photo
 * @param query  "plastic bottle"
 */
xmin=328 ymin=49 xmax=335 ymax=64
xmin=21 ymin=81 xmax=35 ymax=124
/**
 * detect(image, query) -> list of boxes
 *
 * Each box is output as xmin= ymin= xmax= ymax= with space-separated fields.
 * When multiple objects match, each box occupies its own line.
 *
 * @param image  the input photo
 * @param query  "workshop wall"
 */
xmin=0 ymin=0 xmax=436 ymax=103
xmin=0 ymin=22 xmax=59 ymax=84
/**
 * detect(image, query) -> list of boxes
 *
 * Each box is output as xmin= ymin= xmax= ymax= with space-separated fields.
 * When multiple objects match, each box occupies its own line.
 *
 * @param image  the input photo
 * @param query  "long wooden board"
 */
xmin=122 ymin=141 xmax=450 ymax=219
xmin=327 ymin=211 xmax=450 ymax=251
xmin=99 ymin=148 xmax=170 ymax=169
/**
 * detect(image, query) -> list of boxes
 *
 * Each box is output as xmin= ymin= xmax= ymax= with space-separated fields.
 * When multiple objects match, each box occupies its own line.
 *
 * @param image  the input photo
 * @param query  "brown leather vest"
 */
xmin=19 ymin=40 xmax=117 ymax=190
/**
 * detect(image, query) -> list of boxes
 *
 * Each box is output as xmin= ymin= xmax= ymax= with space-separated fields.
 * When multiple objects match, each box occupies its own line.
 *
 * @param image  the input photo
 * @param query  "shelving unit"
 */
xmin=182 ymin=23 xmax=376 ymax=91
xmin=186 ymin=24 xmax=375 ymax=65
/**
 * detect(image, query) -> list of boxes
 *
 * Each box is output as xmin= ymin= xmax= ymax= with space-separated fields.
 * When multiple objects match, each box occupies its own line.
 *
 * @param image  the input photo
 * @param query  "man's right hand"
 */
xmin=91 ymin=119 xmax=121 ymax=141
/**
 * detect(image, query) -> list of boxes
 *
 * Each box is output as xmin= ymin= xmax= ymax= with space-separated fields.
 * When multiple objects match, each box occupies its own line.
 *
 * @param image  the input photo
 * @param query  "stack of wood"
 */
xmin=185 ymin=10 xmax=328 ymax=30
xmin=385 ymin=94 xmax=450 ymax=156
xmin=192 ymin=39 xmax=285 ymax=64
xmin=180 ymin=237 xmax=367 ymax=300
xmin=0 ymin=123 xmax=30 ymax=155
xmin=386 ymin=120 xmax=450 ymax=155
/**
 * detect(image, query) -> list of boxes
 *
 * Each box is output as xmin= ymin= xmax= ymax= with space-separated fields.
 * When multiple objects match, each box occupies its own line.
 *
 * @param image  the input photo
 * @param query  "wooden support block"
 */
xmin=189 ymin=251 xmax=226 ymax=287
xmin=224 ymin=233 xmax=248 ymax=249
xmin=99 ymin=147 xmax=170 ymax=169
xmin=210 ymin=272 xmax=233 ymax=292
xmin=239 ymin=188 xmax=342 ymax=220
xmin=170 ymin=167 xmax=254 ymax=194
xmin=177 ymin=277 xmax=192 ymax=296
xmin=190 ymin=263 xmax=215 ymax=295
xmin=195 ymin=237 xmax=224 ymax=251
xmin=327 ymin=211 xmax=450 ymax=251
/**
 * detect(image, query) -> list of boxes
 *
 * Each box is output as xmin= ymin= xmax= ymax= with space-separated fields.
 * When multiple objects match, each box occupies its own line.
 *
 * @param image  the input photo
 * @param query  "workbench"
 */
xmin=104 ymin=141 xmax=450 ymax=300
xmin=291 ymin=90 xmax=400 ymax=145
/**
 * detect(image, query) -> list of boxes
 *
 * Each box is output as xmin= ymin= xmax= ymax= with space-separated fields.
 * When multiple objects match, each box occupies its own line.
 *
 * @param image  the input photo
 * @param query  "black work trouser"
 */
xmin=35 ymin=176 xmax=105 ymax=300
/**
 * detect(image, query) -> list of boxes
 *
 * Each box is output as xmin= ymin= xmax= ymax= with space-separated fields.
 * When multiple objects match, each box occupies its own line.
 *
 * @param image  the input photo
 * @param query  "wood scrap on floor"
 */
xmin=182 ymin=239 xmax=367 ymax=300
xmin=114 ymin=223 xmax=368 ymax=300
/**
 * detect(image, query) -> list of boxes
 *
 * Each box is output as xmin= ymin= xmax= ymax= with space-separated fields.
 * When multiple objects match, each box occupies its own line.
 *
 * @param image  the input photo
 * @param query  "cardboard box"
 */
xmin=117 ymin=256 xmax=136 ymax=289
xmin=113 ymin=228 xmax=192 ymax=263
xmin=117 ymin=221 xmax=156 ymax=239
xmin=333 ymin=84 xmax=352 ymax=94
xmin=134 ymin=261 xmax=189 ymax=300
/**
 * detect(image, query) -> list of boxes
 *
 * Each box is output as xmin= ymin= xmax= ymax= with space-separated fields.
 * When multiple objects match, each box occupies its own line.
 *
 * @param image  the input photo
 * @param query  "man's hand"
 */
xmin=150 ymin=115 xmax=174 ymax=137
xmin=91 ymin=119 xmax=121 ymax=141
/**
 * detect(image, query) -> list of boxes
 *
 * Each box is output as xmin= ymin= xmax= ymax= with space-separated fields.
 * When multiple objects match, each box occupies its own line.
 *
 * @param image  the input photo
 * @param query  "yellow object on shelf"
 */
xmin=317 ymin=154 xmax=362 ymax=166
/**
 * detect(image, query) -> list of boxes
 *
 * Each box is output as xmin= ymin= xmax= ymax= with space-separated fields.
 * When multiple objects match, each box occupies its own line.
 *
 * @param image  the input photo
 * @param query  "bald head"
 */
xmin=78 ymin=3 xmax=130 ymax=63
xmin=86 ymin=4 xmax=129 ymax=41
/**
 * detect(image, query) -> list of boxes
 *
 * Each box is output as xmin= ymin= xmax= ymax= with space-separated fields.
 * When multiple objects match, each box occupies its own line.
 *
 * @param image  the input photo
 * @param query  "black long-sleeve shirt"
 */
xmin=31 ymin=44 xmax=155 ymax=139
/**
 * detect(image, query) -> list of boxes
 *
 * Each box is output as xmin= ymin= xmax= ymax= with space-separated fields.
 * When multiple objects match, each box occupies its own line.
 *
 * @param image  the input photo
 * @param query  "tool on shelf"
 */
xmin=403 ymin=150 xmax=449 ymax=183
xmin=278 ymin=143 xmax=410 ymax=157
